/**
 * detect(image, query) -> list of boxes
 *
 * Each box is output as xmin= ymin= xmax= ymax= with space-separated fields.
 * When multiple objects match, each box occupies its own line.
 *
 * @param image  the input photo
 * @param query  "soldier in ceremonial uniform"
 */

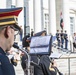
xmin=56 ymin=30 xmax=60 ymax=49
xmin=64 ymin=30 xmax=68 ymax=49
xmin=0 ymin=7 xmax=22 ymax=75
xmin=60 ymin=30 xmax=64 ymax=49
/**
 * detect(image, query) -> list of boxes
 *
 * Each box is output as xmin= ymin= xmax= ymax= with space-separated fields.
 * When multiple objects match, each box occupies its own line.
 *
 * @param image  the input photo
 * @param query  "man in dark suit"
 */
xmin=0 ymin=7 xmax=22 ymax=75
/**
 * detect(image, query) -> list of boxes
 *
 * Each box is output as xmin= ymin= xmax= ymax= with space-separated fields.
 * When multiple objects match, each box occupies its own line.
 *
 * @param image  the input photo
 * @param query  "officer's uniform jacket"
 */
xmin=56 ymin=33 xmax=60 ymax=41
xmin=60 ymin=33 xmax=64 ymax=40
xmin=64 ymin=33 xmax=68 ymax=41
xmin=0 ymin=47 xmax=15 ymax=75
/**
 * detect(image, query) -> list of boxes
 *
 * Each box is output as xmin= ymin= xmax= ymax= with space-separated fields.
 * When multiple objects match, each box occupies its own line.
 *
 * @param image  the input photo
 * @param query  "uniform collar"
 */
xmin=0 ymin=47 xmax=6 ymax=55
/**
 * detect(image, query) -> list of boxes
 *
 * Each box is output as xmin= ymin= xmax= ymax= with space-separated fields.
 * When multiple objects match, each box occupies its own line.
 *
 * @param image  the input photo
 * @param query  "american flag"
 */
xmin=60 ymin=12 xmax=64 ymax=29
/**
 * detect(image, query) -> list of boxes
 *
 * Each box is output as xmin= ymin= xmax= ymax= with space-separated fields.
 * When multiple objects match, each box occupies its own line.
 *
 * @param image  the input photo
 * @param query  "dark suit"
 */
xmin=0 ymin=47 xmax=15 ymax=75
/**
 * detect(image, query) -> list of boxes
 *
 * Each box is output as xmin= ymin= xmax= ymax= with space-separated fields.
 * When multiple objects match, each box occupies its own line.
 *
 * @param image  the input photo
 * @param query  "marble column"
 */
xmin=62 ymin=0 xmax=70 ymax=35
xmin=0 ymin=0 xmax=6 ymax=8
xmin=29 ymin=0 xmax=34 ymax=30
xmin=16 ymin=0 xmax=24 ymax=26
xmin=33 ymin=0 xmax=42 ymax=33
xmin=15 ymin=0 xmax=24 ymax=41
xmin=48 ymin=0 xmax=56 ymax=35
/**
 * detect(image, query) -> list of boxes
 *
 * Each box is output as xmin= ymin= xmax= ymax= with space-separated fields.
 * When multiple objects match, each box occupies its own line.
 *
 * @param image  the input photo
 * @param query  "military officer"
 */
xmin=56 ymin=30 xmax=60 ymax=49
xmin=64 ymin=30 xmax=68 ymax=49
xmin=60 ymin=30 xmax=64 ymax=49
xmin=0 ymin=7 xmax=22 ymax=75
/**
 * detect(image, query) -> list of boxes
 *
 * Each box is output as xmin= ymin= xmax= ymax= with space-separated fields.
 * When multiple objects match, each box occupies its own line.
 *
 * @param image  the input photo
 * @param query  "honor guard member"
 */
xmin=60 ymin=30 xmax=64 ymax=49
xmin=56 ymin=30 xmax=60 ymax=49
xmin=0 ymin=7 xmax=22 ymax=75
xmin=64 ymin=30 xmax=68 ymax=49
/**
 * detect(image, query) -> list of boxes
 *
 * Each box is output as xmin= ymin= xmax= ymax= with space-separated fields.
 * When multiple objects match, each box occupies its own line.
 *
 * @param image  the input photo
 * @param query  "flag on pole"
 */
xmin=60 ymin=12 xmax=64 ymax=29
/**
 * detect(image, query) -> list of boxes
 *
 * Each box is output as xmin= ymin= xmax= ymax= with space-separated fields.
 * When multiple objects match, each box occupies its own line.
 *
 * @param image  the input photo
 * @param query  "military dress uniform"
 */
xmin=0 ymin=7 xmax=22 ymax=75
xmin=34 ymin=30 xmax=46 ymax=36
xmin=0 ymin=47 xmax=15 ymax=75
xmin=60 ymin=32 xmax=64 ymax=48
xmin=64 ymin=33 xmax=68 ymax=49
xmin=56 ymin=32 xmax=60 ymax=48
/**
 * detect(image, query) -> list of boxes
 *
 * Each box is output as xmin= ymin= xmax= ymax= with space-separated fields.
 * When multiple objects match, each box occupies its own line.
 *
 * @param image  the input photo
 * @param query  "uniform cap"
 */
xmin=27 ymin=30 xmax=47 ymax=42
xmin=34 ymin=30 xmax=46 ymax=36
xmin=0 ymin=7 xmax=23 ymax=31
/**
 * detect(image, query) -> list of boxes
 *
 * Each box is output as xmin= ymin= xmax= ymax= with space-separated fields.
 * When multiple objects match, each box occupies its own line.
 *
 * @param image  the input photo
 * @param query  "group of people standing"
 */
xmin=56 ymin=30 xmax=68 ymax=50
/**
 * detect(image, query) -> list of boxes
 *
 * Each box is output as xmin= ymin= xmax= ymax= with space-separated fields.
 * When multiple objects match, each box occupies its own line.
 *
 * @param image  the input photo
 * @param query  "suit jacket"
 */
xmin=0 ymin=47 xmax=15 ymax=75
